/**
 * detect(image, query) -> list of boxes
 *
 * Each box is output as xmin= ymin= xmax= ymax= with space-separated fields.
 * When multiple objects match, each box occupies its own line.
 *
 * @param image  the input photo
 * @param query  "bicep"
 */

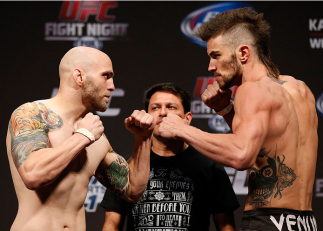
xmin=102 ymin=209 xmax=123 ymax=231
xmin=9 ymin=103 xmax=49 ymax=168
xmin=232 ymin=85 xmax=270 ymax=154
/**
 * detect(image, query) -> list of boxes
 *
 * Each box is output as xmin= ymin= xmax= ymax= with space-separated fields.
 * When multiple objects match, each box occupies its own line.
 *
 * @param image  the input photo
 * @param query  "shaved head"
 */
xmin=56 ymin=46 xmax=115 ymax=111
xmin=59 ymin=46 xmax=112 ymax=81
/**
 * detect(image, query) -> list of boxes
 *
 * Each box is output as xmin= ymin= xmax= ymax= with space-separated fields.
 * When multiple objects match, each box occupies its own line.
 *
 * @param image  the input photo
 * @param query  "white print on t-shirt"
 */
xmin=131 ymin=168 xmax=194 ymax=230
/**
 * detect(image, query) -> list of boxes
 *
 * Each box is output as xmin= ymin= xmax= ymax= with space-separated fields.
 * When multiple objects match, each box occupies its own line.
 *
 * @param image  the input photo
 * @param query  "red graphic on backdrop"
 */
xmin=193 ymin=77 xmax=215 ymax=98
xmin=59 ymin=1 xmax=118 ymax=22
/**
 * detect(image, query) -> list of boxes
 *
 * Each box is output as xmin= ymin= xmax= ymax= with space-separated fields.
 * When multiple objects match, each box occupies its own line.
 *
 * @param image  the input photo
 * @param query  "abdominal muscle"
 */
xmin=11 ymin=203 xmax=86 ymax=231
xmin=9 ymin=153 xmax=92 ymax=231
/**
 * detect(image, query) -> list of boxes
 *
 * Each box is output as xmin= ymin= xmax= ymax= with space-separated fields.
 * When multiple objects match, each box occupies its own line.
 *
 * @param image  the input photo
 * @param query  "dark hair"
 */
xmin=143 ymin=83 xmax=191 ymax=113
xmin=198 ymin=7 xmax=279 ymax=78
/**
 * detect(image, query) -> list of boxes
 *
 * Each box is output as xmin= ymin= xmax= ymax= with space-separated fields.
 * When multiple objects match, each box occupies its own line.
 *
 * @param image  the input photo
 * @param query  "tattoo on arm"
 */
xmin=10 ymin=102 xmax=63 ymax=168
xmin=97 ymin=149 xmax=130 ymax=196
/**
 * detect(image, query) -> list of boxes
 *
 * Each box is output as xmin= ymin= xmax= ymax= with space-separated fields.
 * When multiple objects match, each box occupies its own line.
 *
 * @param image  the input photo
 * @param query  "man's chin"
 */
xmin=220 ymin=81 xmax=234 ymax=91
xmin=92 ymin=104 xmax=108 ymax=112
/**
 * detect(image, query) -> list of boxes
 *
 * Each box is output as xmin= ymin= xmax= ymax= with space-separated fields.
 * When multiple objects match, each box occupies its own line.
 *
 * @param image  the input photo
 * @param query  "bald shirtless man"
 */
xmin=6 ymin=46 xmax=154 ymax=231
xmin=157 ymin=8 xmax=318 ymax=231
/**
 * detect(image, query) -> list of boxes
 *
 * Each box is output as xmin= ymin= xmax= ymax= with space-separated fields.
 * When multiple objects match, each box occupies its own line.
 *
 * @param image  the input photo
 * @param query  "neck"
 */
xmin=49 ymin=89 xmax=88 ymax=125
xmin=152 ymin=136 xmax=188 ymax=157
xmin=241 ymin=59 xmax=269 ymax=84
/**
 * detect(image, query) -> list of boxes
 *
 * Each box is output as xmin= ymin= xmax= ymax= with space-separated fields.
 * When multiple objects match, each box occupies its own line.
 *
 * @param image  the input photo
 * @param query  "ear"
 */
xmin=184 ymin=112 xmax=193 ymax=125
xmin=72 ymin=68 xmax=84 ymax=87
xmin=238 ymin=45 xmax=250 ymax=64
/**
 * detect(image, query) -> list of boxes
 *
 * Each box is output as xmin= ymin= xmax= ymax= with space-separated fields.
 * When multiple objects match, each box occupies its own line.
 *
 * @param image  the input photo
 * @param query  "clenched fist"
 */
xmin=78 ymin=112 xmax=104 ymax=140
xmin=125 ymin=110 xmax=154 ymax=138
xmin=158 ymin=113 xmax=189 ymax=140
xmin=201 ymin=81 xmax=232 ymax=111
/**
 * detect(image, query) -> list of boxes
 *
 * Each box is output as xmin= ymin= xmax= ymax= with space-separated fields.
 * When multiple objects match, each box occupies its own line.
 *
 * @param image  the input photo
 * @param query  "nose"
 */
xmin=159 ymin=106 xmax=167 ymax=117
xmin=208 ymin=58 xmax=216 ymax=73
xmin=108 ymin=78 xmax=115 ymax=92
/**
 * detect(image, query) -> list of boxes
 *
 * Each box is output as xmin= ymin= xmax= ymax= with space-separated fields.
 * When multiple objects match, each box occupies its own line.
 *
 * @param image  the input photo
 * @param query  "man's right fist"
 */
xmin=125 ymin=110 xmax=154 ymax=138
xmin=201 ymin=81 xmax=232 ymax=111
xmin=78 ymin=113 xmax=104 ymax=140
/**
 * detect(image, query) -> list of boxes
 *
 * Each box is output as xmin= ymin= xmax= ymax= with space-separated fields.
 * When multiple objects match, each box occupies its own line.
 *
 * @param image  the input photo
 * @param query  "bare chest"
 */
xmin=47 ymin=125 xmax=109 ymax=175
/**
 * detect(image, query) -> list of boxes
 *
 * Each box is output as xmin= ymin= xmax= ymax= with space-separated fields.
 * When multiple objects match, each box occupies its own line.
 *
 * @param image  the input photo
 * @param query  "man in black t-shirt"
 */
xmin=101 ymin=83 xmax=239 ymax=231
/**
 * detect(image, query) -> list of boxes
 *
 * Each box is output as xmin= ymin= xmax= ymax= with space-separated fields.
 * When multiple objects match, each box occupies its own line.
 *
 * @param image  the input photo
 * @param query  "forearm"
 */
xmin=97 ymin=109 xmax=153 ymax=202
xmin=102 ymin=223 xmax=120 ymax=231
xmin=213 ymin=212 xmax=236 ymax=231
xmin=177 ymin=124 xmax=251 ymax=170
xmin=223 ymin=109 xmax=234 ymax=130
xmin=102 ymin=210 xmax=123 ymax=231
xmin=19 ymin=133 xmax=90 ymax=189
xmin=95 ymin=136 xmax=151 ymax=203
xmin=127 ymin=135 xmax=151 ymax=202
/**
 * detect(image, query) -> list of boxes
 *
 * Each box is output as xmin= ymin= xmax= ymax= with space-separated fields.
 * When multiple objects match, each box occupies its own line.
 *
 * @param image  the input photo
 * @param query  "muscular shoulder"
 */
xmin=234 ymin=81 xmax=273 ymax=114
xmin=280 ymin=75 xmax=318 ymax=129
xmin=236 ymin=81 xmax=274 ymax=100
xmin=280 ymin=75 xmax=315 ymax=103
xmin=9 ymin=101 xmax=64 ymax=168
xmin=9 ymin=101 xmax=63 ymax=135
xmin=9 ymin=102 xmax=40 ymax=135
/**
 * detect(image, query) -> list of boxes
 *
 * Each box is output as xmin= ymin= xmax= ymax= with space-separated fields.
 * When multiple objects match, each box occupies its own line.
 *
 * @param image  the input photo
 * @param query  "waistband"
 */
xmin=242 ymin=208 xmax=315 ymax=216
xmin=240 ymin=208 xmax=317 ymax=231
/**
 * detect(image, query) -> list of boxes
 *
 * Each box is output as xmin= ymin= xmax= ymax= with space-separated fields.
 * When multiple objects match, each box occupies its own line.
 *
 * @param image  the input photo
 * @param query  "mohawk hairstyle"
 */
xmin=198 ymin=7 xmax=279 ymax=78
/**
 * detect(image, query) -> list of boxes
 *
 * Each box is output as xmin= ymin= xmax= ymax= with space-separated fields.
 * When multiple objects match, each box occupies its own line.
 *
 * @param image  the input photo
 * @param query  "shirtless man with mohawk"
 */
xmin=158 ymin=8 xmax=318 ymax=231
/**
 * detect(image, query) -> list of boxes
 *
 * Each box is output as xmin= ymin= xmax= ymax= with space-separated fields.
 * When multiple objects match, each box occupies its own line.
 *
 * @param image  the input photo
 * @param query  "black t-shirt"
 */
xmin=101 ymin=145 xmax=239 ymax=231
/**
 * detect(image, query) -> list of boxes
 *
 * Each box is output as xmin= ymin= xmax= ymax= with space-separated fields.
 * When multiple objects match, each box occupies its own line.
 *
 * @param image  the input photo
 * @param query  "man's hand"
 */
xmin=201 ymin=81 xmax=232 ymax=111
xmin=158 ymin=113 xmax=188 ymax=139
xmin=125 ymin=110 xmax=154 ymax=138
xmin=78 ymin=112 xmax=104 ymax=140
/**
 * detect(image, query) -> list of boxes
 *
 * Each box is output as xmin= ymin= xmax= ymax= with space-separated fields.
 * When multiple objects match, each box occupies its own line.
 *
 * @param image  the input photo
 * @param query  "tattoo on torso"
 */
xmin=10 ymin=102 xmax=63 ymax=167
xmin=267 ymin=73 xmax=287 ymax=85
xmin=248 ymin=145 xmax=297 ymax=209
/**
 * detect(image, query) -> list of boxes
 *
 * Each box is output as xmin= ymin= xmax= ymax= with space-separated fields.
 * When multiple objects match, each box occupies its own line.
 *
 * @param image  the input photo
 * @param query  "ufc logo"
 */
xmin=59 ymin=1 xmax=118 ymax=22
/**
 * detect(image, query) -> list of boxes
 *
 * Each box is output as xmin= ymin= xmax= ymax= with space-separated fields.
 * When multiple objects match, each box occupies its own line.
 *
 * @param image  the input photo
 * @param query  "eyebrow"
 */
xmin=209 ymin=51 xmax=220 ymax=57
xmin=150 ymin=102 xmax=180 ymax=106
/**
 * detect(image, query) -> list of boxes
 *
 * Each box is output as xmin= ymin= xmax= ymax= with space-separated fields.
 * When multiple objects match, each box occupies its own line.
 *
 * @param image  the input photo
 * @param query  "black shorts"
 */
xmin=239 ymin=208 xmax=317 ymax=231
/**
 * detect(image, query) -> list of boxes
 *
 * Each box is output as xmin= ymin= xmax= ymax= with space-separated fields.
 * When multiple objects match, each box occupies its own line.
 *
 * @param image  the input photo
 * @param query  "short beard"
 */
xmin=82 ymin=78 xmax=108 ymax=112
xmin=219 ymin=53 xmax=241 ymax=91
